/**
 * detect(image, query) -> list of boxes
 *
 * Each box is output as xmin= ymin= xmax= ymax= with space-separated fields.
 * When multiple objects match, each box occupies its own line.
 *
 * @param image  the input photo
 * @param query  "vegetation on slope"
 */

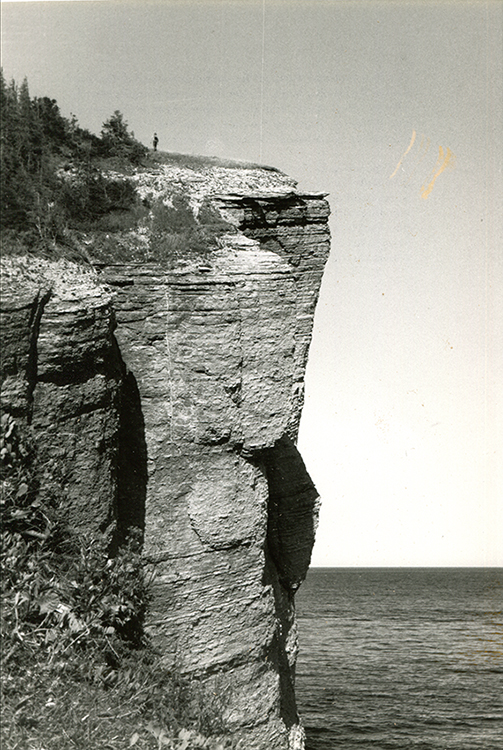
xmin=0 ymin=74 xmax=237 ymax=266
xmin=0 ymin=75 xmax=238 ymax=746
xmin=0 ymin=415 xmax=235 ymax=749
xmin=0 ymin=72 xmax=147 ymax=251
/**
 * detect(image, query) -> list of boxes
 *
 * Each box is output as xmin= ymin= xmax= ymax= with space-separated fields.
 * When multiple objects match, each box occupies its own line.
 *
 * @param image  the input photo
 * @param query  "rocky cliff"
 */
xmin=0 ymin=159 xmax=330 ymax=749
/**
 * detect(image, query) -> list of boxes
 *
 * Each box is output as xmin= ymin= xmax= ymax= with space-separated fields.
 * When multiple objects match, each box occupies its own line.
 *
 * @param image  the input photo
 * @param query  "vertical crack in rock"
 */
xmin=0 ymin=284 xmax=50 ymax=423
xmin=116 ymin=367 xmax=148 ymax=543
xmin=258 ymin=435 xmax=320 ymax=742
xmin=26 ymin=289 xmax=52 ymax=424
xmin=164 ymin=287 xmax=176 ymax=449
xmin=262 ymin=548 xmax=299 ymax=738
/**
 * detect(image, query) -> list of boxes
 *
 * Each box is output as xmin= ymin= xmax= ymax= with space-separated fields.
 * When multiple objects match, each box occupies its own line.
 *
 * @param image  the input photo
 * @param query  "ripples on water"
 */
xmin=295 ymin=568 xmax=503 ymax=749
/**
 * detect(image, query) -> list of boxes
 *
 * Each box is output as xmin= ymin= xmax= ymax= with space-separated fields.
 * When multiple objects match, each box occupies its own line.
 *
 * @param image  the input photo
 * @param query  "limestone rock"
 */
xmin=98 ymin=164 xmax=330 ymax=748
xmin=0 ymin=257 xmax=122 ymax=535
xmin=0 ymin=160 xmax=330 ymax=749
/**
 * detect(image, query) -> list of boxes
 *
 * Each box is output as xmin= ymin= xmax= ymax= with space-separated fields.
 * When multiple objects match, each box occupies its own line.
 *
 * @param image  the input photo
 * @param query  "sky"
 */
xmin=2 ymin=0 xmax=502 ymax=567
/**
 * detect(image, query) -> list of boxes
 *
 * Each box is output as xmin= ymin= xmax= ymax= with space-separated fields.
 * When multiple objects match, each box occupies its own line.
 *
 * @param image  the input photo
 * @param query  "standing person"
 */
xmin=153 ymin=133 xmax=159 ymax=151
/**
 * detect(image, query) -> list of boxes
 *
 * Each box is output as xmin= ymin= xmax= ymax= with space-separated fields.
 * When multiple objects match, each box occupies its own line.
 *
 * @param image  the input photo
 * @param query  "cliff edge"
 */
xmin=0 ymin=157 xmax=330 ymax=749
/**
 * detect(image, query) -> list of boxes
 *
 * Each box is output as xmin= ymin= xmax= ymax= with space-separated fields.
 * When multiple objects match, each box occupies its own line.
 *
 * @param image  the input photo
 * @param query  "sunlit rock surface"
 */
xmin=0 ymin=259 xmax=122 ymax=533
xmin=0 ymin=159 xmax=330 ymax=749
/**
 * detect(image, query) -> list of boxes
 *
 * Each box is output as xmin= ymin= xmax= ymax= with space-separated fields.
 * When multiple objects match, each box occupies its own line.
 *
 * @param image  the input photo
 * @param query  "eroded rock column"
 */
xmin=101 ymin=190 xmax=330 ymax=749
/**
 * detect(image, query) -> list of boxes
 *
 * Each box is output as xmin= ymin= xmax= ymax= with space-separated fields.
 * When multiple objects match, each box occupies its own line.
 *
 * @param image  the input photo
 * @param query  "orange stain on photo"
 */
xmin=389 ymin=129 xmax=417 ymax=179
xmin=390 ymin=131 xmax=455 ymax=199
xmin=421 ymin=146 xmax=456 ymax=199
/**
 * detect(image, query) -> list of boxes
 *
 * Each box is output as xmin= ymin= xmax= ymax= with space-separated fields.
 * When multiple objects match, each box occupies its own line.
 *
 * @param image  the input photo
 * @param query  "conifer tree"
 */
xmin=1 ymin=74 xmax=143 ymax=240
xmin=100 ymin=110 xmax=147 ymax=164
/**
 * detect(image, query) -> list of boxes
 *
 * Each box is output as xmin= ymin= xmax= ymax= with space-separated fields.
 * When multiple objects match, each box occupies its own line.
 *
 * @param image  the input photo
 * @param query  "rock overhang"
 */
xmin=0 ymin=157 xmax=331 ymax=750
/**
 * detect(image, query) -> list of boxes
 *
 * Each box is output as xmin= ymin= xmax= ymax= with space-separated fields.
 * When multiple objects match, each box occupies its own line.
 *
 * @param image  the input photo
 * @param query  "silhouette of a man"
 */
xmin=153 ymin=133 xmax=159 ymax=151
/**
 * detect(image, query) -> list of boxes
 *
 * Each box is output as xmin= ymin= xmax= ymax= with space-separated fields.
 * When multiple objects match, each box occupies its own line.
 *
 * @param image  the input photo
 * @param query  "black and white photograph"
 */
xmin=1 ymin=1 xmax=502 ymax=749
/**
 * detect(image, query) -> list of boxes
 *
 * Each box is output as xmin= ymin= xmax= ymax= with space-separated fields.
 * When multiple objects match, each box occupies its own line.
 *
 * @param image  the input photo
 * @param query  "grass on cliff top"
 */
xmin=1 ymin=169 xmax=235 ymax=267
xmin=140 ymin=149 xmax=282 ymax=173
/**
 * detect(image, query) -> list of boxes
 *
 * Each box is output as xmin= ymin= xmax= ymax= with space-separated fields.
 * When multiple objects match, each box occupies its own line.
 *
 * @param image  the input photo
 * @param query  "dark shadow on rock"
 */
xmin=116 ymin=370 xmax=147 ymax=542
xmin=258 ymin=435 xmax=320 ymax=736
xmin=261 ymin=434 xmax=319 ymax=593
xmin=262 ymin=547 xmax=299 ymax=733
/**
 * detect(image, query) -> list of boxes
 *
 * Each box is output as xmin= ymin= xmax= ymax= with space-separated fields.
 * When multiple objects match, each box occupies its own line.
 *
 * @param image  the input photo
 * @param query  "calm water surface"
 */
xmin=295 ymin=568 xmax=503 ymax=749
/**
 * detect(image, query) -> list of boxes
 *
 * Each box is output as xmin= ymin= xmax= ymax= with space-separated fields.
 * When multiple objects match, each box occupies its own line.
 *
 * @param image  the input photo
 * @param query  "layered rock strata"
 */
xmin=0 ymin=162 xmax=330 ymax=749
xmin=0 ymin=259 xmax=122 ymax=534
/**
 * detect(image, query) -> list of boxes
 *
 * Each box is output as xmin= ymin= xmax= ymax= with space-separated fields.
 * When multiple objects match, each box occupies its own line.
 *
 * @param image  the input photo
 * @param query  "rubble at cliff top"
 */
xmin=0 ymin=255 xmax=102 ymax=299
xmin=123 ymin=163 xmax=300 ymax=213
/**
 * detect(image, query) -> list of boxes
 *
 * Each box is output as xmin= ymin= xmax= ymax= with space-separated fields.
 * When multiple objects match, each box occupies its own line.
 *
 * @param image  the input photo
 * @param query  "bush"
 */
xmin=58 ymin=166 xmax=137 ymax=225
xmin=0 ymin=415 xmax=148 ymax=653
xmin=148 ymin=194 xmax=234 ymax=264
xmin=0 ymin=414 xmax=236 ymax=749
xmin=0 ymin=74 xmax=146 ymax=256
xmin=100 ymin=110 xmax=148 ymax=166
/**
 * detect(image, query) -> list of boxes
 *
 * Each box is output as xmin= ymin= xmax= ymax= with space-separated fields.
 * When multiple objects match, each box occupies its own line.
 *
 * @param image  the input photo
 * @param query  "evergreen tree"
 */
xmin=1 ymin=75 xmax=32 ymax=227
xmin=1 ymin=74 xmax=144 ymax=241
xmin=100 ymin=110 xmax=147 ymax=164
xmin=33 ymin=97 xmax=70 ymax=153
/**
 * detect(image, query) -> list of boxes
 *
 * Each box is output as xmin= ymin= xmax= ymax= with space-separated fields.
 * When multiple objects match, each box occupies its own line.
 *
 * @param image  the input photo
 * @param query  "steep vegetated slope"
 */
xmin=1 ymin=81 xmax=330 ymax=750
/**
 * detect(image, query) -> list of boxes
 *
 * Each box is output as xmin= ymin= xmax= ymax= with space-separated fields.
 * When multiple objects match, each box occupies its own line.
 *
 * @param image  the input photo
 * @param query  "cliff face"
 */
xmin=0 ymin=259 xmax=122 ymax=535
xmin=0 ymin=161 xmax=330 ymax=749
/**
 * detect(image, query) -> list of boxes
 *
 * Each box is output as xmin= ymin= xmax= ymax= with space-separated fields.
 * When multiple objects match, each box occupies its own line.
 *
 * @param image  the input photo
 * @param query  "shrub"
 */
xmin=0 ymin=415 xmax=148 ymax=655
xmin=100 ymin=110 xmax=147 ymax=166
xmin=0 ymin=74 xmax=146 ymax=257
xmin=57 ymin=166 xmax=137 ymax=223
xmin=148 ymin=194 xmax=234 ymax=264
xmin=1 ymin=414 xmax=236 ymax=748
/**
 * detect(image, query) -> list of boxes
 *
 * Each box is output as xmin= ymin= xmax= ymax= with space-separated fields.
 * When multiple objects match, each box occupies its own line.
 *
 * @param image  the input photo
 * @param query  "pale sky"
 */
xmin=2 ymin=0 xmax=502 ymax=566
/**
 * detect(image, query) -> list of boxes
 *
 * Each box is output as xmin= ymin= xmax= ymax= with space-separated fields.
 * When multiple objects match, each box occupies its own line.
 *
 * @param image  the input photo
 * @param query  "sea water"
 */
xmin=295 ymin=568 xmax=503 ymax=749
